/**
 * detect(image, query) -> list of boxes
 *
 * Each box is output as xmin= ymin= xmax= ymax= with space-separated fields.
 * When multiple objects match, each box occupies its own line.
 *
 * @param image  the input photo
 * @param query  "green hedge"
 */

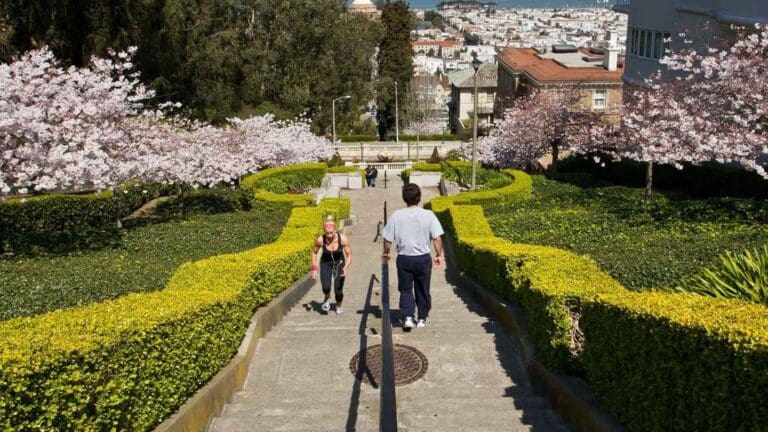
xmin=486 ymin=176 xmax=768 ymax=290
xmin=0 ymin=239 xmax=309 ymax=431
xmin=0 ymin=182 xmax=174 ymax=253
xmin=426 ymin=169 xmax=532 ymax=215
xmin=241 ymin=163 xmax=328 ymax=194
xmin=445 ymin=209 xmax=625 ymax=371
xmin=0 ymin=162 xmax=351 ymax=430
xmin=156 ymin=187 xmax=252 ymax=215
xmin=401 ymin=162 xmax=469 ymax=183
xmin=430 ymin=171 xmax=768 ymax=431
xmin=582 ymin=292 xmax=768 ymax=432
xmin=558 ymin=155 xmax=768 ymax=199
xmin=339 ymin=134 xmax=378 ymax=142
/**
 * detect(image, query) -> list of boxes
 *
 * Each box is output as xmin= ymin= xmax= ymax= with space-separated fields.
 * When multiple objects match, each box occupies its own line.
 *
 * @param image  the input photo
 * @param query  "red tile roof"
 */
xmin=412 ymin=40 xmax=463 ymax=48
xmin=496 ymin=47 xmax=623 ymax=84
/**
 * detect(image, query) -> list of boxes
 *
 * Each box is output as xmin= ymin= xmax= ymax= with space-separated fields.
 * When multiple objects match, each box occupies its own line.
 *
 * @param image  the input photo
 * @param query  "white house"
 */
xmin=613 ymin=0 xmax=768 ymax=85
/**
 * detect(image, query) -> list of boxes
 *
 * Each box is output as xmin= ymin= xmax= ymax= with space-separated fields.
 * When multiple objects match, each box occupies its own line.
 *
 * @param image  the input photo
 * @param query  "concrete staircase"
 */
xmin=209 ymin=186 xmax=573 ymax=432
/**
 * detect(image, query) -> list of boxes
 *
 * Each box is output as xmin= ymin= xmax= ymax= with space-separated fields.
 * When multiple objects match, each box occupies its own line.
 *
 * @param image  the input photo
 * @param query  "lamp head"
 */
xmin=471 ymin=53 xmax=481 ymax=72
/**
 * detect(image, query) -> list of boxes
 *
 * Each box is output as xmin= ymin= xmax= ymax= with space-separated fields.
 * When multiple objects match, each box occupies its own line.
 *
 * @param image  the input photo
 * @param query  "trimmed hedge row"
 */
xmin=241 ymin=163 xmax=328 ymax=194
xmin=400 ymin=161 xmax=473 ymax=184
xmin=558 ymin=156 xmax=768 ymax=199
xmin=427 ymin=169 xmax=532 ymax=214
xmin=432 ymin=172 xmax=768 ymax=431
xmin=0 ymin=165 xmax=351 ymax=431
xmin=0 ymin=182 xmax=173 ymax=252
xmin=583 ymin=292 xmax=768 ymax=432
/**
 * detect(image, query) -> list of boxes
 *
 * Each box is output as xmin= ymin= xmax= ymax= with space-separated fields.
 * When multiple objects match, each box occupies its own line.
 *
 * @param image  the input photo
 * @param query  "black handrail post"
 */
xmin=380 ymin=261 xmax=397 ymax=431
xmin=379 ymin=200 xmax=397 ymax=431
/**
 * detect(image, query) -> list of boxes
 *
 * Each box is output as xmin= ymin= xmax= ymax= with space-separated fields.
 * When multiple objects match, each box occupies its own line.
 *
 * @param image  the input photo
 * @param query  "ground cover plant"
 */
xmin=485 ymin=176 xmax=768 ymax=291
xmin=0 ymin=206 xmax=288 ymax=321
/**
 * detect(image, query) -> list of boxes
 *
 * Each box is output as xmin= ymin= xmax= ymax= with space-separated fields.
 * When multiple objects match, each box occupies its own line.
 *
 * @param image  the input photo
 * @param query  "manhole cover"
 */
xmin=349 ymin=344 xmax=428 ymax=387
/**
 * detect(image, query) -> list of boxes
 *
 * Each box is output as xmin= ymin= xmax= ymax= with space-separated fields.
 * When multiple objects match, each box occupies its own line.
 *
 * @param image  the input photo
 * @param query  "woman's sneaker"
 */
xmin=417 ymin=319 xmax=427 ymax=328
xmin=335 ymin=306 xmax=344 ymax=315
xmin=321 ymin=300 xmax=331 ymax=312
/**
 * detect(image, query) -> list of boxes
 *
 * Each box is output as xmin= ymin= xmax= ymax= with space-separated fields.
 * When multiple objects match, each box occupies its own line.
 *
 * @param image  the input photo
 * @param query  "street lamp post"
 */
xmin=471 ymin=53 xmax=481 ymax=190
xmin=332 ymin=95 xmax=351 ymax=152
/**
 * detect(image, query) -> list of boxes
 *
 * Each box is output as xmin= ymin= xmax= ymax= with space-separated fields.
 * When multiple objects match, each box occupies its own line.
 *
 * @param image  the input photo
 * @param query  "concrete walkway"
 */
xmin=209 ymin=185 xmax=572 ymax=431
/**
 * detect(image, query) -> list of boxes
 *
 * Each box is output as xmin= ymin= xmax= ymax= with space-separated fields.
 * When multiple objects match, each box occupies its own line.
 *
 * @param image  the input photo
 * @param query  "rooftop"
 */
xmin=496 ymin=47 xmax=623 ymax=84
xmin=447 ymin=63 xmax=498 ymax=88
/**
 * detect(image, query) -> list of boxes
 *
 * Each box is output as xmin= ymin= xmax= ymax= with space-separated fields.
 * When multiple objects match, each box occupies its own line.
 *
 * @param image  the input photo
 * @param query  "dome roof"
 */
xmin=350 ymin=0 xmax=375 ymax=5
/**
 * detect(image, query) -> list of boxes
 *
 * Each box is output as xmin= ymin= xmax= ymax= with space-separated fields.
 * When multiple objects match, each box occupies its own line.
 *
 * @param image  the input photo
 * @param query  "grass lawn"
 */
xmin=0 ymin=208 xmax=288 ymax=321
xmin=485 ymin=176 xmax=768 ymax=291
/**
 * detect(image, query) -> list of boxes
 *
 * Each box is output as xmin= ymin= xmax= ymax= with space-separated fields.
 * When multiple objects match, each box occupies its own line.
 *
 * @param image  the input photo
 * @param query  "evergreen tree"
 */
xmin=377 ymin=0 xmax=413 ymax=140
xmin=0 ymin=0 xmax=379 ymax=126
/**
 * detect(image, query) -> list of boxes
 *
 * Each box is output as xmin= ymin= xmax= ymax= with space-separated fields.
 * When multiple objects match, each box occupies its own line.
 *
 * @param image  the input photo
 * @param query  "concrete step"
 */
xmin=212 ymin=394 xmax=569 ymax=432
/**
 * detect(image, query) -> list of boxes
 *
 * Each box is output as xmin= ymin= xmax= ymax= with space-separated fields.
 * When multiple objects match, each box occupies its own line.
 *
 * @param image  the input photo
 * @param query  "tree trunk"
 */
xmin=645 ymin=161 xmax=654 ymax=199
xmin=113 ymin=186 xmax=123 ymax=229
xmin=550 ymin=138 xmax=560 ymax=175
xmin=177 ymin=184 xmax=186 ymax=217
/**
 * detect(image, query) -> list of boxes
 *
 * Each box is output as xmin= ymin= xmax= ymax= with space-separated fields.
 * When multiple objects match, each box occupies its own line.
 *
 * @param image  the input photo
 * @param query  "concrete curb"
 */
xmin=153 ymin=274 xmax=315 ymax=432
xmin=443 ymin=233 xmax=626 ymax=432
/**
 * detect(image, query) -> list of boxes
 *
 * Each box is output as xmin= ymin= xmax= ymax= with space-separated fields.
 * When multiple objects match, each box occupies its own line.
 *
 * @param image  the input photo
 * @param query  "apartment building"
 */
xmin=613 ymin=0 xmax=768 ymax=84
xmin=495 ymin=43 xmax=624 ymax=120
xmin=447 ymin=63 xmax=497 ymax=137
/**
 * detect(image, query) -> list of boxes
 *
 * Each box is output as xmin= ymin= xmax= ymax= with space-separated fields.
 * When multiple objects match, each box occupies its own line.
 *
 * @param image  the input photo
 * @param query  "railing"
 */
xmin=346 ymin=161 xmax=411 ymax=172
xmin=380 ymin=201 xmax=398 ymax=431
xmin=334 ymin=141 xmax=465 ymax=161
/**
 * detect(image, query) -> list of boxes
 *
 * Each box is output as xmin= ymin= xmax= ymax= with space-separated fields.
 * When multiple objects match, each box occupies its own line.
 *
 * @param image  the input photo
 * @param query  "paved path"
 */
xmin=209 ymin=185 xmax=572 ymax=431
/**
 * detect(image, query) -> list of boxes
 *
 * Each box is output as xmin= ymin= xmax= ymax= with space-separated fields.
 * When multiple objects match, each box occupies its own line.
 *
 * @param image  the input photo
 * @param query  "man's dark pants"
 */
xmin=396 ymin=254 xmax=432 ymax=320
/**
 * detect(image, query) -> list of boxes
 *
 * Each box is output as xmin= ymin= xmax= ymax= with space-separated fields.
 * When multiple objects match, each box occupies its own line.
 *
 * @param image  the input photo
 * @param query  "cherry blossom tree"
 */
xmin=582 ymin=24 xmax=768 ymax=198
xmin=1 ymin=48 xmax=332 ymax=200
xmin=0 ymin=47 xmax=154 ymax=195
xmin=659 ymin=24 xmax=768 ymax=177
xmin=403 ymin=119 xmax=446 ymax=137
xmin=480 ymin=88 xmax=596 ymax=171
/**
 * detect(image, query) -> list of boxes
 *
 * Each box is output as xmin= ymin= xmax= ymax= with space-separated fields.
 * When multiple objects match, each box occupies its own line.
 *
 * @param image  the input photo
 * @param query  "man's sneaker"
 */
xmin=335 ymin=306 xmax=344 ymax=315
xmin=417 ymin=319 xmax=427 ymax=328
xmin=403 ymin=316 xmax=414 ymax=329
xmin=321 ymin=300 xmax=331 ymax=312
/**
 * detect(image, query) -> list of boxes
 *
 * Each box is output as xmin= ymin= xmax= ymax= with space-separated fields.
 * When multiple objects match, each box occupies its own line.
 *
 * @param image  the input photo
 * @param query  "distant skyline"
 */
xmin=407 ymin=0 xmax=614 ymax=9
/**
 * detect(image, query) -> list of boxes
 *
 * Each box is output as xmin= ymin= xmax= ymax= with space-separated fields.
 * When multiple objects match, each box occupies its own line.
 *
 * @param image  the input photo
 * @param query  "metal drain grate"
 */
xmin=349 ymin=344 xmax=428 ymax=387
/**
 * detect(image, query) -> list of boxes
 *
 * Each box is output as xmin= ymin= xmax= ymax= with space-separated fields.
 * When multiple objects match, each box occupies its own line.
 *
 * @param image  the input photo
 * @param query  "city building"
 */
xmin=613 ymin=0 xmax=768 ymax=85
xmin=347 ymin=0 xmax=381 ymax=21
xmin=495 ymin=42 xmax=624 ymax=119
xmin=412 ymin=40 xmax=463 ymax=58
xmin=447 ymin=63 xmax=497 ymax=137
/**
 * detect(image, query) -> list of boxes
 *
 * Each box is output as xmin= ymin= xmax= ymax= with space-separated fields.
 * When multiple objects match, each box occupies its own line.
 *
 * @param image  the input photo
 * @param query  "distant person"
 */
xmin=382 ymin=184 xmax=444 ymax=330
xmin=311 ymin=216 xmax=352 ymax=315
xmin=365 ymin=165 xmax=379 ymax=187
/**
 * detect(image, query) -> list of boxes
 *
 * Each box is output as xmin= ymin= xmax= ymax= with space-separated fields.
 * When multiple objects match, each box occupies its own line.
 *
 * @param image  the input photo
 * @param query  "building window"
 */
xmin=592 ymin=89 xmax=607 ymax=110
xmin=629 ymin=27 xmax=671 ymax=60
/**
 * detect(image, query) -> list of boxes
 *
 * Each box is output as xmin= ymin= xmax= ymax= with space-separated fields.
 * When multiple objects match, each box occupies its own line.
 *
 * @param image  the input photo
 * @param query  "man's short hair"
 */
xmin=402 ymin=183 xmax=421 ymax=206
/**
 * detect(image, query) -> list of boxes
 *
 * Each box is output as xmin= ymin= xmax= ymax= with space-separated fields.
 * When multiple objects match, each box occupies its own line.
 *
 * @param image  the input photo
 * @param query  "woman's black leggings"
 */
xmin=320 ymin=259 xmax=345 ymax=302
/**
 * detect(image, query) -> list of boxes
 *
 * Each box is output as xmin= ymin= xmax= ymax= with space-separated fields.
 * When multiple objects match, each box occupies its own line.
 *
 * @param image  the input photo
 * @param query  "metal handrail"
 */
xmin=379 ymin=201 xmax=397 ymax=431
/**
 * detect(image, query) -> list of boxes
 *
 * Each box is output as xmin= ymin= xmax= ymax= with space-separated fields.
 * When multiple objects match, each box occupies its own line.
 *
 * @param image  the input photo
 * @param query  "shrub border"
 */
xmin=154 ymin=274 xmax=316 ymax=432
xmin=0 ymin=165 xmax=350 ymax=431
xmin=431 ymin=170 xmax=768 ymax=432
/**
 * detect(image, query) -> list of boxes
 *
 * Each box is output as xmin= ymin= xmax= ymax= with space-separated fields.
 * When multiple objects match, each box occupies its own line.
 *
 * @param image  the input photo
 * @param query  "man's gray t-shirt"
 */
xmin=382 ymin=207 xmax=444 ymax=256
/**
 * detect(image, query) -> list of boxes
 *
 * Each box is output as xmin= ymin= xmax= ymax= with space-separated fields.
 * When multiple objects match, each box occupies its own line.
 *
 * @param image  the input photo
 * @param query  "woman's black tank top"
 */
xmin=321 ymin=232 xmax=344 ymax=262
